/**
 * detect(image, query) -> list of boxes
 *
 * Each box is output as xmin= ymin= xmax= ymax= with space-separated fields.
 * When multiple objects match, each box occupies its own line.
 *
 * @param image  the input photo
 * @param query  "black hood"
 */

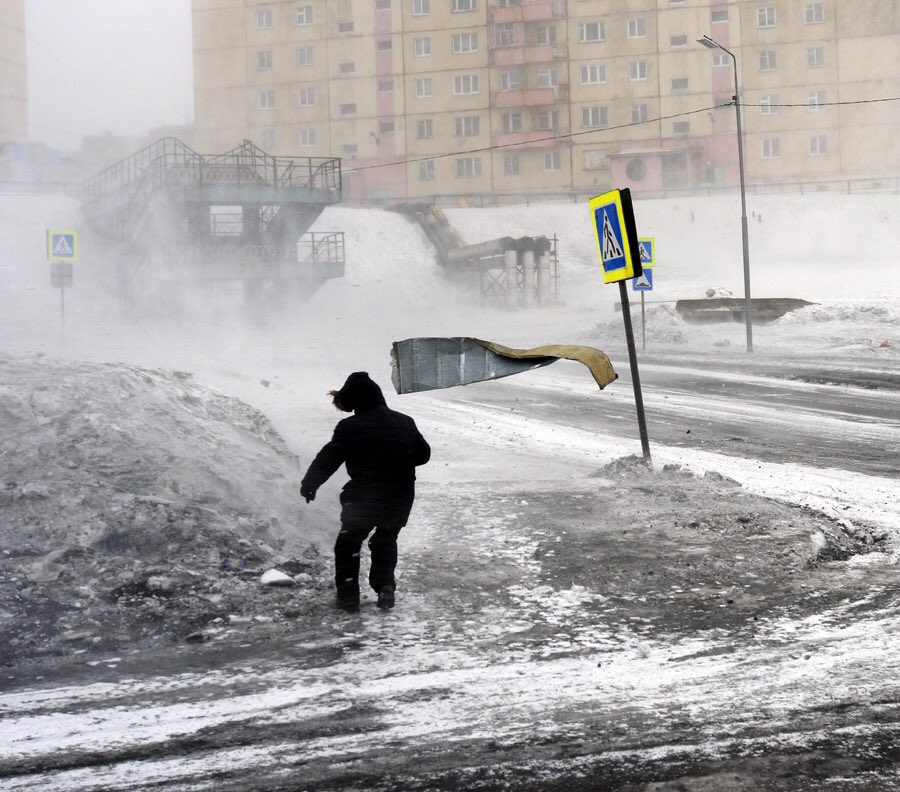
xmin=332 ymin=372 xmax=386 ymax=413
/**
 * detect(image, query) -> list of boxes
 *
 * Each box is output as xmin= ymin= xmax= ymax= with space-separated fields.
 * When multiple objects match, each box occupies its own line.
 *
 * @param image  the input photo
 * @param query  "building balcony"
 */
xmin=489 ymin=44 xmax=564 ymax=66
xmin=492 ymin=0 xmax=566 ymax=24
xmin=493 ymin=84 xmax=568 ymax=107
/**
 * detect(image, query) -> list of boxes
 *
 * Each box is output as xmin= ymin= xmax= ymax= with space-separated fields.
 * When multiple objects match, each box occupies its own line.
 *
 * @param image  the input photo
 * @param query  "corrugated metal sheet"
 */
xmin=391 ymin=337 xmax=617 ymax=394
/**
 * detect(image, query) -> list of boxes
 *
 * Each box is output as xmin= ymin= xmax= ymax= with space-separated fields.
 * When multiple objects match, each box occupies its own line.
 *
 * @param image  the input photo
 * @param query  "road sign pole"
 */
xmin=59 ymin=281 xmax=66 ymax=346
xmin=619 ymin=281 xmax=651 ymax=462
xmin=641 ymin=292 xmax=646 ymax=351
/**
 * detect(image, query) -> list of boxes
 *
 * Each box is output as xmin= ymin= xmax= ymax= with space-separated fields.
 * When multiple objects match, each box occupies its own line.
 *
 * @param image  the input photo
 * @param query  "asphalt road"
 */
xmin=429 ymin=350 xmax=900 ymax=479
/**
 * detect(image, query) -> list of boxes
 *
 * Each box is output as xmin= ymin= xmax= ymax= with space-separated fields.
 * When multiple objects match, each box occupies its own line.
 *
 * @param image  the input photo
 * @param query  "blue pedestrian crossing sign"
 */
xmin=47 ymin=230 xmax=79 ymax=263
xmin=632 ymin=269 xmax=653 ymax=291
xmin=638 ymin=237 xmax=655 ymax=269
xmin=589 ymin=189 xmax=642 ymax=284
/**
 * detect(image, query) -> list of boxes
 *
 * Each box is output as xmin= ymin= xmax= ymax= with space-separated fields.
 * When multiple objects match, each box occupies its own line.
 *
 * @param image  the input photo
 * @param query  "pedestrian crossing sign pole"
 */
xmin=46 ymin=229 xmax=78 ymax=345
xmin=588 ymin=189 xmax=651 ymax=463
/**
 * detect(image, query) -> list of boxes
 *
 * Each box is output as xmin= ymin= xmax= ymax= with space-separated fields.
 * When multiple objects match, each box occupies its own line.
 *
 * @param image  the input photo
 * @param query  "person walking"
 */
xmin=301 ymin=372 xmax=431 ymax=612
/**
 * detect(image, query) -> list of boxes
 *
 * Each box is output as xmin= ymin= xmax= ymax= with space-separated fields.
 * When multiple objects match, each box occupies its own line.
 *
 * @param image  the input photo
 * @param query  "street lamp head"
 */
xmin=697 ymin=35 xmax=720 ymax=49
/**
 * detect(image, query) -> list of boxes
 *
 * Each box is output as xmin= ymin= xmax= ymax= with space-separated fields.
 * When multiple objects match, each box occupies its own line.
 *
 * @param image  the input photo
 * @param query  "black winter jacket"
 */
xmin=301 ymin=373 xmax=431 ymax=524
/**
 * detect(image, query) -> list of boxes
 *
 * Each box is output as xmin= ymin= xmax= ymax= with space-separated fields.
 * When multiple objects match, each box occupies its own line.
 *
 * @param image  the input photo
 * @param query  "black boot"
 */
xmin=377 ymin=585 xmax=395 ymax=610
xmin=336 ymin=584 xmax=360 ymax=613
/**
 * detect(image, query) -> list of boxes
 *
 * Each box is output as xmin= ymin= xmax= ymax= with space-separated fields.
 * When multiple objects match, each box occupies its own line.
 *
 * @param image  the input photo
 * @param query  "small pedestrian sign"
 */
xmin=633 ymin=269 xmax=653 ymax=291
xmin=589 ymin=189 xmax=642 ymax=284
xmin=638 ymin=238 xmax=655 ymax=269
xmin=47 ymin=230 xmax=79 ymax=263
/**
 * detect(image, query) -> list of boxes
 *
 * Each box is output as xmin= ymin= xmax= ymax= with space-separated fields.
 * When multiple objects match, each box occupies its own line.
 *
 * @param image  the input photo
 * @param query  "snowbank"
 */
xmin=0 ymin=352 xmax=326 ymax=663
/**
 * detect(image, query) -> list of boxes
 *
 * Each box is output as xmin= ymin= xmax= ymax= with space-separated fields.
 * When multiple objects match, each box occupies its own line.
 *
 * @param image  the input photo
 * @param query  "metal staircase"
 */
xmin=82 ymin=138 xmax=345 ymax=312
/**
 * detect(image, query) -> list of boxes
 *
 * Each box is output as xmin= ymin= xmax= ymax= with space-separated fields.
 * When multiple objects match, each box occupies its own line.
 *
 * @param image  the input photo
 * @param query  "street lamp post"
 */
xmin=698 ymin=34 xmax=753 ymax=353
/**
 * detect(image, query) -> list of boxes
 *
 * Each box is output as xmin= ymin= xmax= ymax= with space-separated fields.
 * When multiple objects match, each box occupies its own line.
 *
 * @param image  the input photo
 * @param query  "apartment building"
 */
xmin=0 ymin=0 xmax=28 ymax=143
xmin=192 ymin=0 xmax=900 ymax=199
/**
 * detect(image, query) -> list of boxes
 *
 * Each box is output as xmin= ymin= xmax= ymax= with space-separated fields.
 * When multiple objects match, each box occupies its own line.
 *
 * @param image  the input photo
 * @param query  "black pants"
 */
xmin=334 ymin=520 xmax=403 ymax=594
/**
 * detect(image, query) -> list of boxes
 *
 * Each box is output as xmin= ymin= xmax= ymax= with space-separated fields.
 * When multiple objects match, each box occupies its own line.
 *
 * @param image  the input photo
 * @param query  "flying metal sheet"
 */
xmin=391 ymin=338 xmax=617 ymax=394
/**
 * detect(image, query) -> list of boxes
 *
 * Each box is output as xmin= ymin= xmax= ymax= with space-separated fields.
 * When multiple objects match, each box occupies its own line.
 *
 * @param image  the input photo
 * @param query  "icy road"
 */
xmin=1 ymin=352 xmax=898 ymax=792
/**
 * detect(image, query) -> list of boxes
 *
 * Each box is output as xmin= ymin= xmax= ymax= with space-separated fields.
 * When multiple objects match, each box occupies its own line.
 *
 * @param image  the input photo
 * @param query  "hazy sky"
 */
xmin=25 ymin=0 xmax=194 ymax=150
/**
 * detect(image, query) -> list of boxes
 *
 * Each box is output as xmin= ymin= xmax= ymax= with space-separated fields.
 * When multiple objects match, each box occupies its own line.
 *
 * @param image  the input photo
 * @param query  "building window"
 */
xmin=805 ymin=3 xmax=824 ymax=23
xmin=582 ymin=106 xmax=608 ymax=128
xmin=673 ymin=121 xmax=690 ymax=135
xmin=453 ymin=32 xmax=479 ymax=53
xmin=452 ymin=0 xmax=476 ymax=12
xmin=379 ymin=121 xmax=395 ymax=134
xmin=299 ymin=127 xmax=316 ymax=147
xmin=670 ymin=34 xmax=688 ymax=48
xmin=807 ymin=46 xmax=825 ymax=68
xmin=453 ymin=74 xmax=480 ymax=94
xmin=376 ymin=0 xmax=391 ymax=9
xmin=757 ymin=7 xmax=776 ymax=27
xmin=632 ymin=103 xmax=648 ymax=123
xmin=759 ymin=50 xmax=777 ymax=71
xmin=341 ymin=144 xmax=358 ymax=159
xmin=501 ymin=112 xmax=522 ymax=133
xmin=536 ymin=25 xmax=556 ymax=45
xmin=711 ymin=9 xmax=728 ymax=23
xmin=760 ymin=94 xmax=778 ymax=114
xmin=413 ymin=0 xmax=430 ymax=14
xmin=808 ymin=90 xmax=826 ymax=110
xmin=543 ymin=151 xmax=561 ymax=172
xmin=498 ymin=0 xmax=522 ymax=6
xmin=258 ymin=89 xmax=275 ymax=110
xmin=809 ymin=134 xmax=827 ymax=156
xmin=377 ymin=39 xmax=392 ymax=51
xmin=256 ymin=9 xmax=272 ymax=29
xmin=455 ymin=115 xmax=480 ymax=136
xmin=762 ymin=137 xmax=780 ymax=158
xmin=456 ymin=157 xmax=481 ymax=177
xmin=414 ymin=37 xmax=431 ymax=56
xmin=503 ymin=153 xmax=520 ymax=175
xmin=257 ymin=50 xmax=273 ymax=70
xmin=415 ymin=78 xmax=433 ymax=98
xmin=500 ymin=70 xmax=521 ymax=91
xmin=671 ymin=77 xmax=688 ymax=92
xmin=296 ymin=5 xmax=313 ymax=24
xmin=298 ymin=86 xmax=315 ymax=106
xmin=340 ymin=103 xmax=357 ymax=115
xmin=712 ymin=52 xmax=729 ymax=67
xmin=338 ymin=21 xmax=354 ymax=32
xmin=418 ymin=160 xmax=435 ymax=181
xmin=579 ymin=22 xmax=605 ymax=42
xmin=495 ymin=24 xmax=516 ymax=46
xmin=297 ymin=46 xmax=314 ymax=66
xmin=537 ymin=109 xmax=559 ymax=131
xmin=627 ymin=18 xmax=645 ymax=38
xmin=339 ymin=61 xmax=355 ymax=76
xmin=580 ymin=64 xmax=607 ymax=85
xmin=378 ymin=79 xmax=394 ymax=92
xmin=536 ymin=68 xmax=558 ymax=88
xmin=629 ymin=61 xmax=647 ymax=81
xmin=417 ymin=119 xmax=434 ymax=139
